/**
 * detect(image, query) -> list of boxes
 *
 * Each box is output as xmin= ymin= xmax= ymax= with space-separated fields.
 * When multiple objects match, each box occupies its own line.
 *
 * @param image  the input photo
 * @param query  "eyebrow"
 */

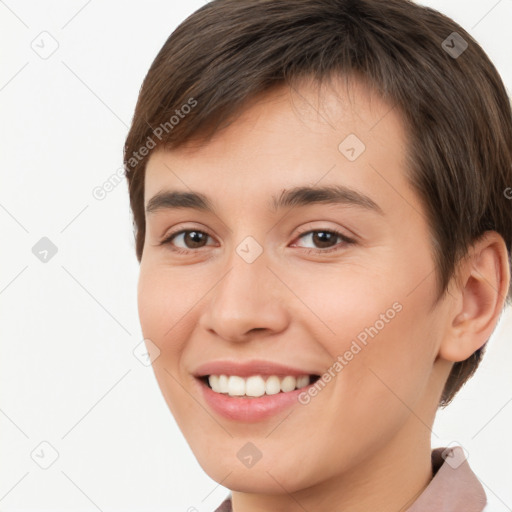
xmin=145 ymin=184 xmax=384 ymax=216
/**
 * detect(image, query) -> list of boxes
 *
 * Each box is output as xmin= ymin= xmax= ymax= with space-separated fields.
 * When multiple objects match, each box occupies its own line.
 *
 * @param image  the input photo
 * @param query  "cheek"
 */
xmin=137 ymin=263 xmax=197 ymax=418
xmin=137 ymin=261 xmax=197 ymax=346
xmin=303 ymin=296 xmax=438 ymax=481
xmin=137 ymin=266 xmax=166 ymax=342
xmin=330 ymin=286 xmax=438 ymax=432
xmin=299 ymin=257 xmax=438 ymax=418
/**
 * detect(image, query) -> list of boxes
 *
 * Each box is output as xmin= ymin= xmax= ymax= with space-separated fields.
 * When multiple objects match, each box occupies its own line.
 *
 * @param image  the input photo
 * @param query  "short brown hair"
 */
xmin=124 ymin=0 xmax=512 ymax=406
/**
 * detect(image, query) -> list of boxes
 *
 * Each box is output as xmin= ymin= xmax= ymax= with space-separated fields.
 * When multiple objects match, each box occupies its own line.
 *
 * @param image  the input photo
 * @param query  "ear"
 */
xmin=438 ymin=231 xmax=510 ymax=363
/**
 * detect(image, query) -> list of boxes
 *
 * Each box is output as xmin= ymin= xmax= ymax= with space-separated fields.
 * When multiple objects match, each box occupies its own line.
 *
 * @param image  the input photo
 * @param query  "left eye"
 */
xmin=293 ymin=229 xmax=355 ymax=252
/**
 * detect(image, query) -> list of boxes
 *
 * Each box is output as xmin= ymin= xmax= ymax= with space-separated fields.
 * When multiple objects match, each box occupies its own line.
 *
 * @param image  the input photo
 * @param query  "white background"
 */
xmin=1 ymin=1 xmax=511 ymax=510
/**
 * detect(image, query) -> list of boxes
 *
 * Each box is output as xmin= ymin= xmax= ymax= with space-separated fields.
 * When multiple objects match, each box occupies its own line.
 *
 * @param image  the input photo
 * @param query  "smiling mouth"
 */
xmin=199 ymin=374 xmax=321 ymax=398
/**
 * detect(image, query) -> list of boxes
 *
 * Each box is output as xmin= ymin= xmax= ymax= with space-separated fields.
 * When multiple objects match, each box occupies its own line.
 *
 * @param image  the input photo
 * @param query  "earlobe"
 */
xmin=438 ymin=232 xmax=510 ymax=363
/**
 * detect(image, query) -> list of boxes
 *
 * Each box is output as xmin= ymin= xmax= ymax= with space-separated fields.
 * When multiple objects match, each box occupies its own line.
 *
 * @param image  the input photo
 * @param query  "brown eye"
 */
xmin=160 ymin=230 xmax=213 ymax=251
xmin=308 ymin=231 xmax=339 ymax=249
xmin=294 ymin=229 xmax=355 ymax=253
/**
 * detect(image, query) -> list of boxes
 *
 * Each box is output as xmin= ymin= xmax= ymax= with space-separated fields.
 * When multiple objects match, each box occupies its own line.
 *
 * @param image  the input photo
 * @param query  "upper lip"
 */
xmin=193 ymin=359 xmax=320 ymax=378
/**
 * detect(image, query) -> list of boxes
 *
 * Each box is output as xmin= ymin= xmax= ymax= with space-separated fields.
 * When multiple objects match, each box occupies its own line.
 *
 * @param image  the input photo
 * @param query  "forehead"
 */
xmin=144 ymin=76 xmax=413 ymax=216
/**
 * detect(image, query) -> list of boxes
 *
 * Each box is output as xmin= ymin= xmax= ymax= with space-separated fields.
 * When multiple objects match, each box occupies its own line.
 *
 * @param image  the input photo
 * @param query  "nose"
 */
xmin=197 ymin=245 xmax=289 ymax=343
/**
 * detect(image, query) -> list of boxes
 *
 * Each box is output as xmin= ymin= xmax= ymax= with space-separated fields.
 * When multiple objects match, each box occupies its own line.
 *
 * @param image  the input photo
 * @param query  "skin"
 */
xmin=137 ymin=75 xmax=509 ymax=512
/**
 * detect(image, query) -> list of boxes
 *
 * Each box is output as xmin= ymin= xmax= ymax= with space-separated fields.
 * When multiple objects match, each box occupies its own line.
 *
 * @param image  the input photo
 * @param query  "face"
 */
xmin=138 ymin=76 xmax=452 ymax=494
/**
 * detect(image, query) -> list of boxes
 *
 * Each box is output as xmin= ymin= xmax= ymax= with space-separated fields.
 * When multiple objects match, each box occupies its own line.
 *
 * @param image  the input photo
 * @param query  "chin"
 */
xmin=194 ymin=446 xmax=317 ymax=495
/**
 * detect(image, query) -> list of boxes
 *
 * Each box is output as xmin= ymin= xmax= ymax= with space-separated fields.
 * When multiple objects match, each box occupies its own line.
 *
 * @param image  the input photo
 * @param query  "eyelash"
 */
xmin=158 ymin=227 xmax=355 ymax=255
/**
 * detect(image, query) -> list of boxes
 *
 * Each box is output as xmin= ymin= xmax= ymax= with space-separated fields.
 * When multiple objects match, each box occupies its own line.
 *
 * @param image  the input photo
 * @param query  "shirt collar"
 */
xmin=406 ymin=446 xmax=487 ymax=512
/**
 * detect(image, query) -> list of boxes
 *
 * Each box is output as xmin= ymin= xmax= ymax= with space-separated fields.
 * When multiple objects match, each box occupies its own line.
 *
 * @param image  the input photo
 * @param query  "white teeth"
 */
xmin=296 ymin=375 xmax=309 ymax=388
xmin=265 ymin=376 xmax=281 ymax=395
xmin=280 ymin=376 xmax=296 ymax=392
xmin=206 ymin=374 xmax=312 ymax=397
xmin=218 ymin=374 xmax=229 ymax=393
xmin=228 ymin=376 xmax=246 ymax=396
xmin=245 ymin=375 xmax=266 ymax=397
xmin=209 ymin=374 xmax=220 ymax=392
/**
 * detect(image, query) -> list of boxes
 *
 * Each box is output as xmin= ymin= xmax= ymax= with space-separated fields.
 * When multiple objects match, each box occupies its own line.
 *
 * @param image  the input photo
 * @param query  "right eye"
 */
xmin=159 ymin=229 xmax=217 ymax=253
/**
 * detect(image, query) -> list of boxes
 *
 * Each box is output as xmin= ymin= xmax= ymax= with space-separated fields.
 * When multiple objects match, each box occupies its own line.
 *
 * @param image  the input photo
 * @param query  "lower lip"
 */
xmin=196 ymin=377 xmax=312 ymax=422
